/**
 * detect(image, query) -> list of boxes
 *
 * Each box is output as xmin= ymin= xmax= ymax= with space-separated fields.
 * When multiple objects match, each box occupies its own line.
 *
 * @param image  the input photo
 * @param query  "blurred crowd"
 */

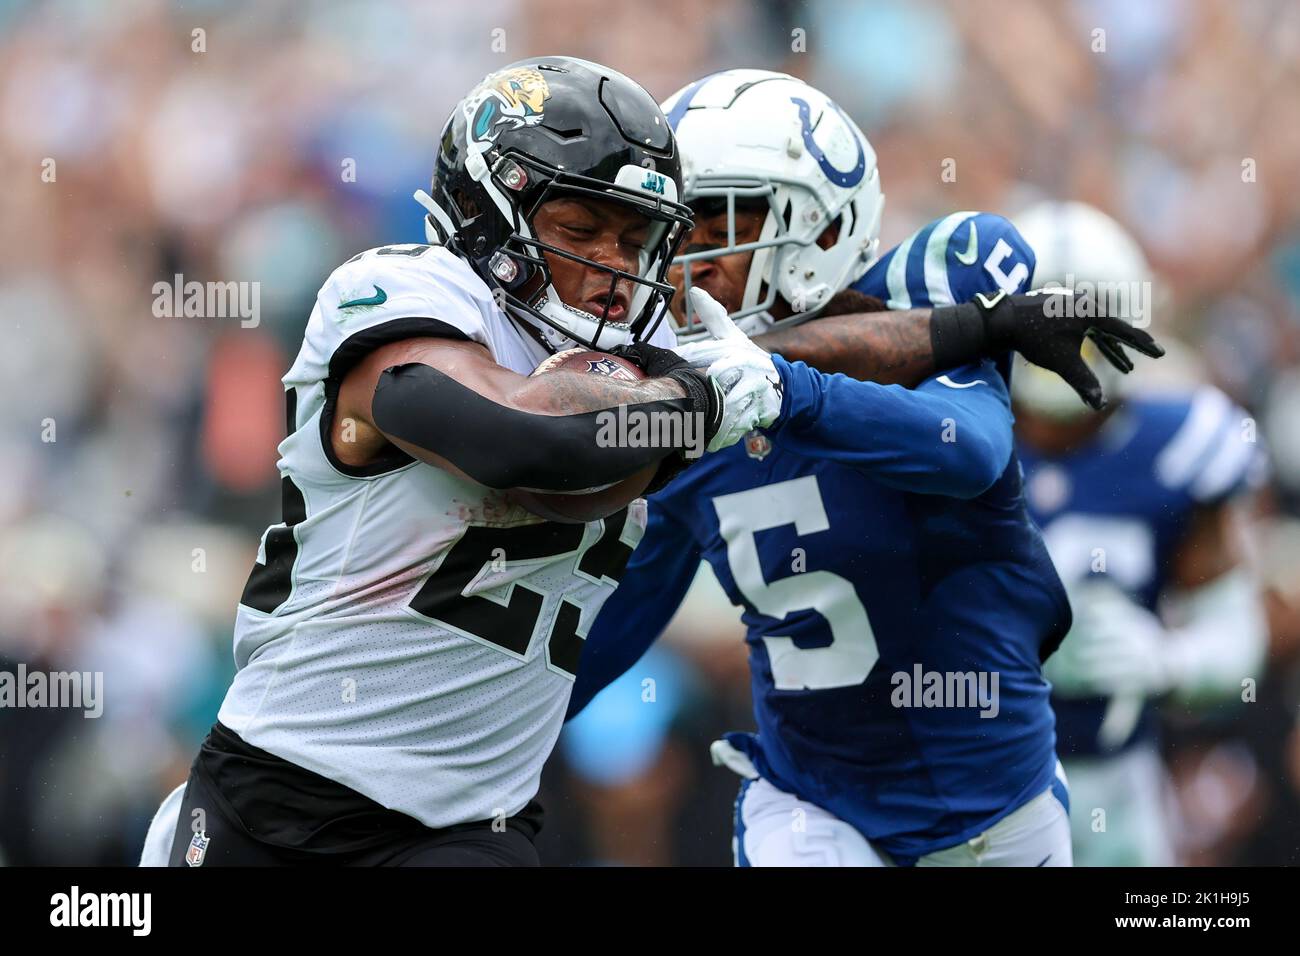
xmin=0 ymin=0 xmax=1298 ymax=866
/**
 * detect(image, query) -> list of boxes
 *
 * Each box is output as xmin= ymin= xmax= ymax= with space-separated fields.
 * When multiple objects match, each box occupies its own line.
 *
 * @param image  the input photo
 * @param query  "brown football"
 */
xmin=506 ymin=349 xmax=658 ymax=524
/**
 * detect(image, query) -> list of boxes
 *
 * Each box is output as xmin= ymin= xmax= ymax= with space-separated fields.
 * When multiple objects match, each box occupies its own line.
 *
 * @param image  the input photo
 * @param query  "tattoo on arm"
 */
xmin=754 ymin=309 xmax=936 ymax=386
xmin=510 ymin=373 xmax=688 ymax=417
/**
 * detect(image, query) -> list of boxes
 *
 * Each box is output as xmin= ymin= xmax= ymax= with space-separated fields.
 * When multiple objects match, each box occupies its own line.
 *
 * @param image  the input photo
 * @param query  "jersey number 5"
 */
xmin=713 ymin=475 xmax=879 ymax=691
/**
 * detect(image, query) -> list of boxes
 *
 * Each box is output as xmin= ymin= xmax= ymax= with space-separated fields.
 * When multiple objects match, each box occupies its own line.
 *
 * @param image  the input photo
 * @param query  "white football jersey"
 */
xmin=218 ymin=242 xmax=676 ymax=828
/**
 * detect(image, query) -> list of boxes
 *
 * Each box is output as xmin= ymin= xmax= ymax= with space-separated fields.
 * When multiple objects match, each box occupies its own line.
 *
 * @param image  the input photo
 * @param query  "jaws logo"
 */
xmin=641 ymin=171 xmax=666 ymax=195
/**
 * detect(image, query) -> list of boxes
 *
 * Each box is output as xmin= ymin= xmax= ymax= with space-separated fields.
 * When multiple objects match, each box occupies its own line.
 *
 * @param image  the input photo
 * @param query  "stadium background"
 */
xmin=1 ymin=0 xmax=1298 ymax=866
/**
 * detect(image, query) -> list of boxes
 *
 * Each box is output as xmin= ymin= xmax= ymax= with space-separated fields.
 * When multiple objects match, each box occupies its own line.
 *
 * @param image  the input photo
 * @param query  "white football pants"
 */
xmin=734 ymin=765 xmax=1072 ymax=867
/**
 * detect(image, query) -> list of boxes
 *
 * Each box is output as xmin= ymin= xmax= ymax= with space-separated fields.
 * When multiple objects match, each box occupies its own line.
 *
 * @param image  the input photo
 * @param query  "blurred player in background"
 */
xmin=1013 ymin=200 xmax=1269 ymax=866
xmin=569 ymin=71 xmax=1162 ymax=867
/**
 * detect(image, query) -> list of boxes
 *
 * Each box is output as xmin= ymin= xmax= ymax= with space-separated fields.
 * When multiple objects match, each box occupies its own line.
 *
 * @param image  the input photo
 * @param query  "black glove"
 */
xmin=930 ymin=289 xmax=1166 ymax=410
xmin=608 ymin=341 xmax=690 ymax=378
xmin=608 ymin=342 xmax=722 ymax=494
xmin=608 ymin=342 xmax=723 ymax=444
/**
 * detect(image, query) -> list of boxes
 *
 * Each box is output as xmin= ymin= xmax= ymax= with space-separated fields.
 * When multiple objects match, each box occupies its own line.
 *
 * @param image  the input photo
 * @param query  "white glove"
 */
xmin=1044 ymin=580 xmax=1173 ymax=697
xmin=674 ymin=288 xmax=783 ymax=453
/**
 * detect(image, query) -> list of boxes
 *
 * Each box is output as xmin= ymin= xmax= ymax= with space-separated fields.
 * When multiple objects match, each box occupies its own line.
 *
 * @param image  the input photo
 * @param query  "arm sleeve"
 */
xmin=767 ymin=353 xmax=1014 ymax=499
xmin=567 ymin=498 xmax=701 ymax=718
xmin=371 ymin=363 xmax=696 ymax=491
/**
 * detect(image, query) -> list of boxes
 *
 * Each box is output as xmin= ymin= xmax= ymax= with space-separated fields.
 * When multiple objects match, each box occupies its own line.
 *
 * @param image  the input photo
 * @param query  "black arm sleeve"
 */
xmin=371 ymin=363 xmax=703 ymax=492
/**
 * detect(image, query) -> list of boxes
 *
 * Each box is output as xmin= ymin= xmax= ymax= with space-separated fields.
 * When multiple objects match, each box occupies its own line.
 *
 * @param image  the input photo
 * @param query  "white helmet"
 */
xmin=661 ymin=69 xmax=885 ymax=341
xmin=1012 ymin=200 xmax=1152 ymax=419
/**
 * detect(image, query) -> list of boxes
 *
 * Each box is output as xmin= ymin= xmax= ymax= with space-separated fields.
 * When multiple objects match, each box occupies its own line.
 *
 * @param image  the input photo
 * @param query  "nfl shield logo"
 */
xmin=744 ymin=430 xmax=771 ymax=460
xmin=186 ymin=830 xmax=210 ymax=867
xmin=586 ymin=357 xmax=637 ymax=381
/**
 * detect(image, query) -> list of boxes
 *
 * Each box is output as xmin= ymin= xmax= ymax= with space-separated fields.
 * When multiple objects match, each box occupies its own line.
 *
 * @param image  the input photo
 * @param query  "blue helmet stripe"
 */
xmin=789 ymin=97 xmax=865 ymax=188
xmin=665 ymin=76 xmax=712 ymax=131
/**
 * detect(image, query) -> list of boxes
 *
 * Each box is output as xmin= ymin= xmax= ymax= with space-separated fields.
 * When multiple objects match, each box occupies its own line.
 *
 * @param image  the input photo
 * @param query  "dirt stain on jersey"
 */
xmin=447 ymin=490 xmax=542 ymax=527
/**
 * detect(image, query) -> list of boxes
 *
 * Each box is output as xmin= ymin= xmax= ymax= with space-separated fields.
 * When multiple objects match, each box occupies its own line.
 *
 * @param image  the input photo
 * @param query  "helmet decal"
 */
xmin=664 ymin=75 xmax=711 ymax=131
xmin=466 ymin=67 xmax=551 ymax=145
xmin=789 ymin=97 xmax=865 ymax=189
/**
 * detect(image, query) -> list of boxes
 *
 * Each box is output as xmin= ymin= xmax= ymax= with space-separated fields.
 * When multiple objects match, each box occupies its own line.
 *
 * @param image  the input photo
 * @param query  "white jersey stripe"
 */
xmin=1154 ymin=387 xmax=1232 ymax=490
xmin=922 ymin=211 xmax=978 ymax=307
xmin=885 ymin=231 xmax=916 ymax=310
xmin=1189 ymin=423 xmax=1256 ymax=502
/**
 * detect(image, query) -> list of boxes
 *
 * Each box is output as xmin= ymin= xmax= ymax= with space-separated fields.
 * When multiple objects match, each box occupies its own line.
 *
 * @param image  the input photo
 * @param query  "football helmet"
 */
xmin=415 ymin=56 xmax=693 ymax=351
xmin=661 ymin=69 xmax=885 ymax=340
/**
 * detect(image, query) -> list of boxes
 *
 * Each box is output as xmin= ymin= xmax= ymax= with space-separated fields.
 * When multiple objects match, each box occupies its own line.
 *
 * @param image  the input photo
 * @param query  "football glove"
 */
xmin=931 ymin=288 xmax=1165 ymax=410
xmin=673 ymin=288 xmax=784 ymax=452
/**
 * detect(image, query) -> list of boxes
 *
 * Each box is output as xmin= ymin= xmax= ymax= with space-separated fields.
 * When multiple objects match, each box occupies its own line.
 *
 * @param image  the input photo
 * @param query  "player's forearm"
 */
xmin=769 ymin=355 xmax=1012 ymax=498
xmin=372 ymin=363 xmax=703 ymax=491
xmin=753 ymin=308 xmax=937 ymax=386
xmin=501 ymin=365 xmax=690 ymax=414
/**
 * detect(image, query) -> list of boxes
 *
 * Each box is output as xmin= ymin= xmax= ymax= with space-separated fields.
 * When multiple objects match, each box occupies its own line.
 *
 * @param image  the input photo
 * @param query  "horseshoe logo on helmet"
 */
xmin=789 ymin=96 xmax=866 ymax=189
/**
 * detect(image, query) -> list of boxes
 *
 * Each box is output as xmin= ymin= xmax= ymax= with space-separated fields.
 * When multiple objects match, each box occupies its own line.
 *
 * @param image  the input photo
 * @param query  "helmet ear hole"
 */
xmin=817 ymin=214 xmax=843 ymax=251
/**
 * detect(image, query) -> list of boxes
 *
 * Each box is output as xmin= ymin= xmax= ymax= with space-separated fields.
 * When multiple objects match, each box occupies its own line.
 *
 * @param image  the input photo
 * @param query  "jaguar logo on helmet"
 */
xmin=466 ymin=67 xmax=551 ymax=144
xmin=416 ymin=56 xmax=693 ymax=352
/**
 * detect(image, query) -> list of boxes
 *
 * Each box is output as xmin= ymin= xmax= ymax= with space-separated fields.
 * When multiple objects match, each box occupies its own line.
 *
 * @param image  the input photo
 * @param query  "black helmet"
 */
xmin=415 ymin=56 xmax=693 ymax=351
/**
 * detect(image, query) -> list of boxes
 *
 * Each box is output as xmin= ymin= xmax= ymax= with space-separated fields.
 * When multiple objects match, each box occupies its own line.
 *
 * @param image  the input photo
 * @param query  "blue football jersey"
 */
xmin=572 ymin=214 xmax=1072 ymax=862
xmin=852 ymin=210 xmax=1036 ymax=386
xmin=1017 ymin=386 xmax=1263 ymax=757
xmin=852 ymin=210 xmax=1035 ymax=308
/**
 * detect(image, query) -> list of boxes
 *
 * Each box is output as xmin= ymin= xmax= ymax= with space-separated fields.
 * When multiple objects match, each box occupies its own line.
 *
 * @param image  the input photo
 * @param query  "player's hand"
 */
xmin=978 ymin=288 xmax=1166 ymax=410
xmin=675 ymin=288 xmax=784 ymax=452
xmin=607 ymin=339 xmax=692 ymax=379
xmin=1044 ymin=580 xmax=1172 ymax=697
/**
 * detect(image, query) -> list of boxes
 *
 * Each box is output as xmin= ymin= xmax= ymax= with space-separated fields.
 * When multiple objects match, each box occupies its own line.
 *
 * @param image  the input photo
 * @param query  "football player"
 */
xmin=1013 ymin=200 xmax=1268 ymax=866
xmin=567 ymin=70 xmax=1161 ymax=867
xmin=157 ymin=57 xmax=786 ymax=867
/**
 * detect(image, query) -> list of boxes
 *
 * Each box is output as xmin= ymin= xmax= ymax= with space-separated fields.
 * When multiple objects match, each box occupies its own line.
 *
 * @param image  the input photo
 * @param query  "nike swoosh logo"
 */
xmin=936 ymin=374 xmax=987 ymax=389
xmin=974 ymin=290 xmax=1006 ymax=310
xmin=1036 ymin=854 xmax=1052 ymax=867
xmin=954 ymin=222 xmax=978 ymax=265
xmin=340 ymin=285 xmax=387 ymax=309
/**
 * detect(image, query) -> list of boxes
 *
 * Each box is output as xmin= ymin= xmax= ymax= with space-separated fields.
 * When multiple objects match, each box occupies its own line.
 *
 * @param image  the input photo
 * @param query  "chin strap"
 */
xmin=413 ymin=189 xmax=456 ymax=245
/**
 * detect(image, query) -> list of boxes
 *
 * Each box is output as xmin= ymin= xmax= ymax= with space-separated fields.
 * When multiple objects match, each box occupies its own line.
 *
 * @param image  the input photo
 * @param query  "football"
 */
xmin=506 ymin=349 xmax=660 ymax=524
